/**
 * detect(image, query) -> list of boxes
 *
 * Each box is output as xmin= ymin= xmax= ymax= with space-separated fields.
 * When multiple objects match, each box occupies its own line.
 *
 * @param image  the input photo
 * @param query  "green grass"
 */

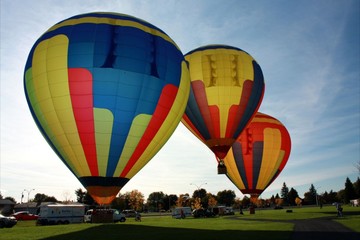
xmin=1 ymin=217 xmax=293 ymax=240
xmin=1 ymin=206 xmax=359 ymax=240
xmin=241 ymin=205 xmax=358 ymax=220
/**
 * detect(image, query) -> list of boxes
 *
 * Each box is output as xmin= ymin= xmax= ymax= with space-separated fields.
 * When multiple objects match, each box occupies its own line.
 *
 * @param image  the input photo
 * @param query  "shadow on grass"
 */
xmin=39 ymin=224 xmax=291 ymax=240
xmin=318 ymin=210 xmax=360 ymax=216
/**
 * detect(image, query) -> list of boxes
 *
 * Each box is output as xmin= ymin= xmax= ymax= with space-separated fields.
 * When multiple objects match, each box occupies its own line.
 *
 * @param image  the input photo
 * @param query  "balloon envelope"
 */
xmin=223 ymin=112 xmax=291 ymax=201
xmin=181 ymin=45 xmax=265 ymax=159
xmin=24 ymin=12 xmax=190 ymax=204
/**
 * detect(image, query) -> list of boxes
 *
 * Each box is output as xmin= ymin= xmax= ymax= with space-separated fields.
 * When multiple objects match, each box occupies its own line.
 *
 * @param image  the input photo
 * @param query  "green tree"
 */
xmin=5 ymin=196 xmax=16 ymax=203
xmin=164 ymin=194 xmax=178 ymax=210
xmin=34 ymin=193 xmax=58 ymax=203
xmin=303 ymin=184 xmax=317 ymax=205
xmin=111 ymin=194 xmax=127 ymax=210
xmin=287 ymin=187 xmax=299 ymax=206
xmin=241 ymin=196 xmax=250 ymax=207
xmin=321 ymin=190 xmax=338 ymax=204
xmin=75 ymin=188 xmax=95 ymax=205
xmin=192 ymin=188 xmax=208 ymax=208
xmin=344 ymin=177 xmax=356 ymax=203
xmin=75 ymin=188 xmax=86 ymax=203
xmin=280 ymin=182 xmax=289 ymax=204
xmin=192 ymin=188 xmax=207 ymax=199
xmin=147 ymin=191 xmax=165 ymax=211
xmin=337 ymin=189 xmax=345 ymax=203
xmin=269 ymin=195 xmax=276 ymax=206
xmin=217 ymin=190 xmax=236 ymax=206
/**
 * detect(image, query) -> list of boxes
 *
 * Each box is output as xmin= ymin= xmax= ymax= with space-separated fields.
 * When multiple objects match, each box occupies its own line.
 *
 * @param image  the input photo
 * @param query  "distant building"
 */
xmin=14 ymin=202 xmax=56 ymax=215
xmin=350 ymin=199 xmax=359 ymax=207
xmin=0 ymin=199 xmax=16 ymax=216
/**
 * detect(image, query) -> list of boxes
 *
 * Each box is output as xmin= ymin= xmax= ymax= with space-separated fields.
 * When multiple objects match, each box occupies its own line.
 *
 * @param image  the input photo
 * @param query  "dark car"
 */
xmin=0 ymin=214 xmax=17 ymax=228
xmin=192 ymin=209 xmax=216 ymax=218
xmin=12 ymin=211 xmax=39 ymax=221
xmin=121 ymin=210 xmax=137 ymax=218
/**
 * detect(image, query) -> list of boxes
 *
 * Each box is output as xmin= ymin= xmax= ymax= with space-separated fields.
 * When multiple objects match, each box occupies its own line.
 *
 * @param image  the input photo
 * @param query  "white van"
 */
xmin=171 ymin=207 xmax=192 ymax=219
xmin=37 ymin=204 xmax=85 ymax=225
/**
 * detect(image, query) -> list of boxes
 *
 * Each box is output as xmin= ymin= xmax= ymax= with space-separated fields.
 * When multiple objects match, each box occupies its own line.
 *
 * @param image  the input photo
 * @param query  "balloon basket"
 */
xmin=217 ymin=164 xmax=227 ymax=174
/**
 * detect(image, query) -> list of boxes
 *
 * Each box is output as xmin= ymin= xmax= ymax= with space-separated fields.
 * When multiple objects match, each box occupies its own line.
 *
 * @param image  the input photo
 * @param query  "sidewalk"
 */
xmin=291 ymin=216 xmax=359 ymax=240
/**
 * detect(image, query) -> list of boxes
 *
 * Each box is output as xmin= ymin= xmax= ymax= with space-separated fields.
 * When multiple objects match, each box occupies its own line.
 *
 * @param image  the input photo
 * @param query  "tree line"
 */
xmin=1 ymin=177 xmax=359 ymax=210
xmin=271 ymin=177 xmax=360 ymax=207
xmin=73 ymin=177 xmax=360 ymax=210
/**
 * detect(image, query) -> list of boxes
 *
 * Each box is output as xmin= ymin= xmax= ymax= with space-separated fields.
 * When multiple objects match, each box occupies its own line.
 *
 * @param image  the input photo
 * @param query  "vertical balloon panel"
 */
xmin=24 ymin=13 xmax=190 ymax=204
xmin=223 ymin=112 xmax=291 ymax=200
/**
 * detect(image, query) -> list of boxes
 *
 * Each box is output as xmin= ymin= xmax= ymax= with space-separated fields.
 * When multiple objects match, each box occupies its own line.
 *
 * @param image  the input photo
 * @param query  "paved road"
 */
xmin=291 ymin=217 xmax=359 ymax=240
xmin=228 ymin=215 xmax=359 ymax=240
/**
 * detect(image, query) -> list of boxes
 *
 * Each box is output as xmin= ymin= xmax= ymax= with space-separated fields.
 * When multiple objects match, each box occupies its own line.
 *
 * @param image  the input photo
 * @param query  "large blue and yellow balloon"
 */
xmin=24 ymin=12 xmax=190 ymax=204
xmin=182 ymin=45 xmax=265 ymax=160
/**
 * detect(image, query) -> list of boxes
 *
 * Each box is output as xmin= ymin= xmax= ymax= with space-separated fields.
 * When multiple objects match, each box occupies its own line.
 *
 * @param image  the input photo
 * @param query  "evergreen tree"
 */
xmin=75 ymin=188 xmax=86 ymax=203
xmin=287 ymin=188 xmax=299 ymax=205
xmin=344 ymin=177 xmax=356 ymax=203
xmin=280 ymin=182 xmax=289 ymax=204
xmin=304 ymin=184 xmax=317 ymax=205
xmin=270 ymin=195 xmax=276 ymax=205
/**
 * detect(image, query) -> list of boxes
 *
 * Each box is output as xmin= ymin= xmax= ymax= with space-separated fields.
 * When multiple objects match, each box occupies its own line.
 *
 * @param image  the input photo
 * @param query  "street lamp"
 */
xmin=315 ymin=187 xmax=321 ymax=207
xmin=190 ymin=182 xmax=207 ymax=190
xmin=24 ymin=189 xmax=35 ymax=203
xmin=21 ymin=190 xmax=25 ymax=204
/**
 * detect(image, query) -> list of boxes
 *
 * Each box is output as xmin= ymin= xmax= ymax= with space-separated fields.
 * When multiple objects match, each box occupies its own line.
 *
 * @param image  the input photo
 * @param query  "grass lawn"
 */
xmin=1 ymin=205 xmax=359 ymax=240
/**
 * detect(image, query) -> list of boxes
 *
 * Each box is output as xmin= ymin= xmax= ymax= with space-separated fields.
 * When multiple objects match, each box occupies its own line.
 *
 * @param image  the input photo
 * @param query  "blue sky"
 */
xmin=1 ymin=0 xmax=359 ymax=203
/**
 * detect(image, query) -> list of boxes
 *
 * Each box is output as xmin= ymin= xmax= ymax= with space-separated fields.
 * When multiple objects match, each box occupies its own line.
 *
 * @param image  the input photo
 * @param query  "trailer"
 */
xmin=171 ymin=207 xmax=192 ymax=219
xmin=37 ymin=204 xmax=85 ymax=225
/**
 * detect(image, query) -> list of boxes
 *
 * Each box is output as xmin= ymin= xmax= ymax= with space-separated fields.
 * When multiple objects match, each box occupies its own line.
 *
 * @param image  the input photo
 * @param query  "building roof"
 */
xmin=0 ymin=199 xmax=16 ymax=205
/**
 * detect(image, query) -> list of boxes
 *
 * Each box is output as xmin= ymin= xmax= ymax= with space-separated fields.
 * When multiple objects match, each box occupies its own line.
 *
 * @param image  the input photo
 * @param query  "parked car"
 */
xmin=192 ymin=209 xmax=215 ymax=218
xmin=84 ymin=209 xmax=126 ymax=223
xmin=12 ymin=211 xmax=39 ymax=221
xmin=224 ymin=207 xmax=235 ymax=215
xmin=113 ymin=209 xmax=126 ymax=222
xmin=0 ymin=214 xmax=17 ymax=228
xmin=121 ymin=209 xmax=137 ymax=218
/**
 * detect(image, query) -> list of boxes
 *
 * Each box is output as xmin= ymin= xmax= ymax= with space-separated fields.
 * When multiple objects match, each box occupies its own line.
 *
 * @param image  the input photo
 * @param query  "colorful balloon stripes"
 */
xmin=223 ymin=112 xmax=291 ymax=201
xmin=182 ymin=45 xmax=265 ymax=159
xmin=24 ymin=12 xmax=290 ymax=204
xmin=24 ymin=12 xmax=190 ymax=204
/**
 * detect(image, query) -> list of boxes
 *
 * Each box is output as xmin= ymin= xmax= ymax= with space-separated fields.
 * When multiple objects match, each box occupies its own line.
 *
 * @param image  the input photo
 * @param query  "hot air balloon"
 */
xmin=181 ymin=45 xmax=265 ymax=172
xmin=24 ymin=12 xmax=190 ymax=204
xmin=222 ymin=112 xmax=291 ymax=202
